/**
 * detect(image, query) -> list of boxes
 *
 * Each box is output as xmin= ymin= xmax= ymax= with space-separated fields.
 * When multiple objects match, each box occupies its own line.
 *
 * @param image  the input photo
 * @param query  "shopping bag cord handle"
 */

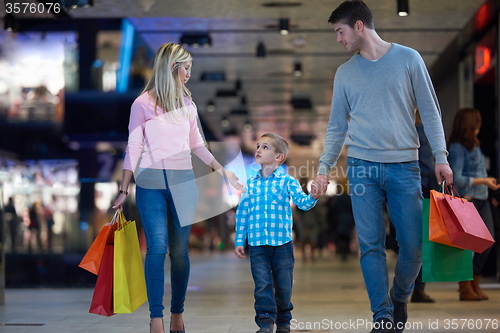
xmin=441 ymin=181 xmax=466 ymax=202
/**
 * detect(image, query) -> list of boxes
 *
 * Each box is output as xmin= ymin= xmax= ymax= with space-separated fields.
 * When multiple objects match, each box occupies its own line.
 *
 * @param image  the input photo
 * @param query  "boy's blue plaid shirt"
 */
xmin=235 ymin=169 xmax=318 ymax=247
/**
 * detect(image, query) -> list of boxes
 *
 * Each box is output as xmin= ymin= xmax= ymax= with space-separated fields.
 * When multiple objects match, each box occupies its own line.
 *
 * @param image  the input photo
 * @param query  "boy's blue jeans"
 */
xmin=347 ymin=157 xmax=422 ymax=322
xmin=135 ymin=169 xmax=195 ymax=318
xmin=249 ymin=242 xmax=294 ymax=328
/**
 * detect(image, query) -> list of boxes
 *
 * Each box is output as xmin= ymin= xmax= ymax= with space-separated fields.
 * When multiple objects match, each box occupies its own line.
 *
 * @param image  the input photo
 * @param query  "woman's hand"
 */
xmin=483 ymin=177 xmax=500 ymax=191
xmin=224 ymin=169 xmax=245 ymax=191
xmin=112 ymin=193 xmax=127 ymax=209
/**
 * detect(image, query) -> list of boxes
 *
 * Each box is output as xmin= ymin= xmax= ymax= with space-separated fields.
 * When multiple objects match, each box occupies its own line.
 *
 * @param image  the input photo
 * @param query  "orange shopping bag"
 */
xmin=79 ymin=210 xmax=119 ymax=275
xmin=429 ymin=189 xmax=465 ymax=249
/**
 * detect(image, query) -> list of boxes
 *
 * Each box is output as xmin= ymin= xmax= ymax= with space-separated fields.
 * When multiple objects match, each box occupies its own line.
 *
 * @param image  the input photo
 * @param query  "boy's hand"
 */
xmin=311 ymin=182 xmax=322 ymax=200
xmin=235 ymin=246 xmax=246 ymax=258
xmin=312 ymin=175 xmax=330 ymax=196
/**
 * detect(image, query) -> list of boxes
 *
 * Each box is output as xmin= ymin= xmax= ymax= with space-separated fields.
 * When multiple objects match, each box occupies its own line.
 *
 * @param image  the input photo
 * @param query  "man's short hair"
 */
xmin=261 ymin=133 xmax=289 ymax=164
xmin=328 ymin=0 xmax=374 ymax=30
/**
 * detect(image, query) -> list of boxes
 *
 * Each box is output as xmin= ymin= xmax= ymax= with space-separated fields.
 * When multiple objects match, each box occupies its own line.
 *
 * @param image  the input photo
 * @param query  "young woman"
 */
xmin=113 ymin=43 xmax=243 ymax=333
xmin=448 ymin=108 xmax=499 ymax=301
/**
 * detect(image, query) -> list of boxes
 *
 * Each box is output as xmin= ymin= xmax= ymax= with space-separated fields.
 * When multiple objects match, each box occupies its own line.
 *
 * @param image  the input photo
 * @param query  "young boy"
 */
xmin=234 ymin=133 xmax=321 ymax=333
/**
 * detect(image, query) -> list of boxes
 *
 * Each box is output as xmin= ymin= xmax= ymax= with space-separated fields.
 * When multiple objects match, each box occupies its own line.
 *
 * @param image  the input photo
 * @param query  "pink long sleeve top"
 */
xmin=123 ymin=92 xmax=214 ymax=172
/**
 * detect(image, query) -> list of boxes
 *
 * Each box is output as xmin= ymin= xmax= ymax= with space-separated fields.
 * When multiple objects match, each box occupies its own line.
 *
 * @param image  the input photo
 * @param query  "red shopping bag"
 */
xmin=438 ymin=186 xmax=495 ymax=254
xmin=79 ymin=211 xmax=119 ymax=274
xmin=429 ymin=190 xmax=464 ymax=248
xmin=89 ymin=244 xmax=115 ymax=316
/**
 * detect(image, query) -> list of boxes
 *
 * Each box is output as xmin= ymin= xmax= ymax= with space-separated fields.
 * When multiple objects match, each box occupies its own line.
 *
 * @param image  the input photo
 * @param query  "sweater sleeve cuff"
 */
xmin=434 ymin=152 xmax=449 ymax=165
xmin=467 ymin=177 xmax=474 ymax=189
xmin=317 ymin=162 xmax=330 ymax=175
xmin=191 ymin=145 xmax=215 ymax=165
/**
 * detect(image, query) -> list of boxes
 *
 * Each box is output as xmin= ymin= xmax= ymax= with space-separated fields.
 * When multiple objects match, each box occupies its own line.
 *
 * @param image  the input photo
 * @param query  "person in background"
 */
xmin=294 ymin=176 xmax=327 ymax=262
xmin=448 ymin=108 xmax=500 ymax=301
xmin=113 ymin=43 xmax=243 ymax=333
xmin=5 ymin=197 xmax=19 ymax=253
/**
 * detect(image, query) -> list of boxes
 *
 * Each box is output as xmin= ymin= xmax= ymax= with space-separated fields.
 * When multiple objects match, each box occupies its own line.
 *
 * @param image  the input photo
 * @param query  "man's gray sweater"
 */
xmin=318 ymin=43 xmax=448 ymax=175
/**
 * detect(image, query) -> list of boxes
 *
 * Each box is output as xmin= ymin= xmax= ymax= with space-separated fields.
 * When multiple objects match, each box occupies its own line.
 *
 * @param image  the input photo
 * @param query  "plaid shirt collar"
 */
xmin=255 ymin=167 xmax=282 ymax=180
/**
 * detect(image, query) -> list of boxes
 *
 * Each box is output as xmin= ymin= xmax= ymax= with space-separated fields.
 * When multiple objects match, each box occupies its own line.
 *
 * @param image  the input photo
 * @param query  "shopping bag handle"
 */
xmin=441 ymin=181 xmax=466 ymax=203
xmin=439 ymin=180 xmax=446 ymax=193
xmin=105 ymin=209 xmax=121 ymax=226
xmin=115 ymin=209 xmax=128 ymax=229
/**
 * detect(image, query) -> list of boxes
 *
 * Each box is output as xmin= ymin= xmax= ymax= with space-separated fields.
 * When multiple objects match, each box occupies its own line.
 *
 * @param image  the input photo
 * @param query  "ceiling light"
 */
xmin=235 ymin=79 xmax=242 ymax=91
xmin=64 ymin=0 xmax=94 ymax=8
xmin=256 ymin=42 xmax=266 ymax=57
xmin=262 ymin=2 xmax=302 ymax=7
xmin=4 ymin=13 xmax=15 ymax=32
xmin=224 ymin=128 xmax=239 ymax=137
xmin=221 ymin=116 xmax=230 ymax=128
xmin=397 ymin=0 xmax=409 ymax=16
xmin=243 ymin=121 xmax=253 ymax=132
xmin=207 ymin=100 xmax=215 ymax=112
xmin=179 ymin=33 xmax=212 ymax=48
xmin=216 ymin=89 xmax=238 ymax=97
xmin=294 ymin=62 xmax=302 ymax=77
xmin=279 ymin=18 xmax=290 ymax=35
xmin=200 ymin=72 xmax=226 ymax=81
xmin=291 ymin=134 xmax=315 ymax=146
xmin=291 ymin=97 xmax=312 ymax=110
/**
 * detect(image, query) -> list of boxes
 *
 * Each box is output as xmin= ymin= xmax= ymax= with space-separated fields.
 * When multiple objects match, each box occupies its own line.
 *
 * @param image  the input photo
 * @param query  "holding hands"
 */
xmin=311 ymin=174 xmax=330 ymax=198
xmin=310 ymin=182 xmax=322 ymax=199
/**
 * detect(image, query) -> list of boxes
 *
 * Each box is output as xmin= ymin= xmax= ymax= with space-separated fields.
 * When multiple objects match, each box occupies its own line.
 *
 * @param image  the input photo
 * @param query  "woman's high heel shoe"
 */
xmin=169 ymin=317 xmax=185 ymax=333
xmin=150 ymin=318 xmax=165 ymax=333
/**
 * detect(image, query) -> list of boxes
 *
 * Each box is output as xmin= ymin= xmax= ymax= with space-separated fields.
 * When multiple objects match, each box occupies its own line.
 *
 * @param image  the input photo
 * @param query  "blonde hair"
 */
xmin=261 ymin=133 xmax=289 ymax=164
xmin=142 ymin=43 xmax=193 ymax=123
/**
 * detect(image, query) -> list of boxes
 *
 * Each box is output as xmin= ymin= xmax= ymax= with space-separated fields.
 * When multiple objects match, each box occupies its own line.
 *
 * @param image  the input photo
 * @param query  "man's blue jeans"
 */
xmin=347 ymin=157 xmax=422 ymax=322
xmin=135 ymin=169 xmax=194 ymax=318
xmin=249 ymin=242 xmax=294 ymax=327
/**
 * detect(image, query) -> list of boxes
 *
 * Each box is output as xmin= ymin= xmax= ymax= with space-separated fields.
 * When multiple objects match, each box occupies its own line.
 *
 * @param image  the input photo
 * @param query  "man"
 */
xmin=312 ymin=1 xmax=453 ymax=333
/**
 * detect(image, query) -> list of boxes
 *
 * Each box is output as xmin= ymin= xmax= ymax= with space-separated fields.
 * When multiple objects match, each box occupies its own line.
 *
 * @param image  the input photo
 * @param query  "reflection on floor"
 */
xmin=0 ymin=249 xmax=499 ymax=333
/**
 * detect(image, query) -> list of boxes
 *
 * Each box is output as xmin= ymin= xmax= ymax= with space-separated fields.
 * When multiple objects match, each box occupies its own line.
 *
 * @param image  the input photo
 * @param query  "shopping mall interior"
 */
xmin=1 ymin=0 xmax=500 ymax=332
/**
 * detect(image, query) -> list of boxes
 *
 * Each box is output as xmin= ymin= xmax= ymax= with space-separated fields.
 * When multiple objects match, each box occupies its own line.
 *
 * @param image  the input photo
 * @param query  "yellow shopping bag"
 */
xmin=113 ymin=210 xmax=148 ymax=313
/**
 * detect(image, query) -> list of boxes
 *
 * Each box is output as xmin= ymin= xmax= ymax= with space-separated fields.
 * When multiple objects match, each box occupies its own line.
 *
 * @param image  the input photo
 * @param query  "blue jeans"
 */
xmin=135 ymin=169 xmax=194 ymax=318
xmin=249 ymin=242 xmax=294 ymax=327
xmin=347 ymin=157 xmax=422 ymax=322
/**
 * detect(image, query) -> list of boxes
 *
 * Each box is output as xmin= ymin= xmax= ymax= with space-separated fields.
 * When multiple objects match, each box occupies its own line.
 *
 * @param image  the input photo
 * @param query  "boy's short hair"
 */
xmin=261 ymin=133 xmax=289 ymax=165
xmin=328 ymin=0 xmax=374 ymax=30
